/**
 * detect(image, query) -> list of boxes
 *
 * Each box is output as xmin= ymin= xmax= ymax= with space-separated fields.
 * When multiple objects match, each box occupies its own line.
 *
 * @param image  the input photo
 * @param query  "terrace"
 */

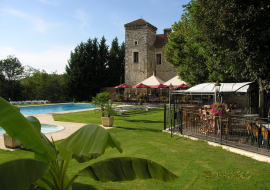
xmin=165 ymin=82 xmax=270 ymax=157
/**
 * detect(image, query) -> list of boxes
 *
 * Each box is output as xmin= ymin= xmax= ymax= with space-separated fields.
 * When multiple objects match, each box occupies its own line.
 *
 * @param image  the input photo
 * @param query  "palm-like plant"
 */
xmin=91 ymin=92 xmax=112 ymax=117
xmin=0 ymin=97 xmax=178 ymax=190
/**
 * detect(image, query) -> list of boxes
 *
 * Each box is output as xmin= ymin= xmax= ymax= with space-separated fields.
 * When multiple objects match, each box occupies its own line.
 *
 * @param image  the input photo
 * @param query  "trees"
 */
xmin=107 ymin=38 xmax=125 ymax=87
xmin=164 ymin=2 xmax=242 ymax=86
xmin=164 ymin=14 xmax=209 ymax=86
xmin=0 ymin=97 xmax=178 ymax=190
xmin=190 ymin=0 xmax=270 ymax=116
xmin=21 ymin=66 xmax=66 ymax=102
xmin=0 ymin=55 xmax=24 ymax=100
xmin=65 ymin=37 xmax=125 ymax=101
xmin=65 ymin=38 xmax=105 ymax=101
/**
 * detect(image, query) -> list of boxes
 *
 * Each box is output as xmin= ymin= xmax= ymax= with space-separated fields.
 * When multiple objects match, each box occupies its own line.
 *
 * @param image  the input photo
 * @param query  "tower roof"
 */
xmin=124 ymin=18 xmax=157 ymax=32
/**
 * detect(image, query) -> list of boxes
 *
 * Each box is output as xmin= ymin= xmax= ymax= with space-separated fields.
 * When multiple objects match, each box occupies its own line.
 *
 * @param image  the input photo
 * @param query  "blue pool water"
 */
xmin=0 ymin=124 xmax=64 ymax=135
xmin=19 ymin=103 xmax=96 ymax=115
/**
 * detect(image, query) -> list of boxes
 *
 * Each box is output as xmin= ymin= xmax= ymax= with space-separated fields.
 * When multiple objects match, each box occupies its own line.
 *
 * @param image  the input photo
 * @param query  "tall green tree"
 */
xmin=65 ymin=41 xmax=88 ymax=101
xmin=0 ymin=55 xmax=24 ymax=100
xmin=164 ymin=14 xmax=209 ymax=86
xmin=98 ymin=36 xmax=109 ymax=87
xmin=107 ymin=38 xmax=125 ymax=87
xmin=164 ymin=1 xmax=242 ymax=86
xmin=65 ymin=37 xmax=111 ymax=101
xmin=190 ymin=0 xmax=270 ymax=116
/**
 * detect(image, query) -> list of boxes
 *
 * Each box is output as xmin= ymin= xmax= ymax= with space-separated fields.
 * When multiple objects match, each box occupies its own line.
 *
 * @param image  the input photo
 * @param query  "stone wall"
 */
xmin=222 ymin=93 xmax=249 ymax=109
xmin=125 ymin=21 xmax=177 ymax=86
xmin=125 ymin=26 xmax=156 ymax=86
xmin=155 ymin=47 xmax=177 ymax=82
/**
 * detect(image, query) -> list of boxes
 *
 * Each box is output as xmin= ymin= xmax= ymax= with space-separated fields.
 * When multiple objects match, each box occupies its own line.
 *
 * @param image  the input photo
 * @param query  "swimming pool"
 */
xmin=19 ymin=103 xmax=96 ymax=115
xmin=0 ymin=124 xmax=64 ymax=135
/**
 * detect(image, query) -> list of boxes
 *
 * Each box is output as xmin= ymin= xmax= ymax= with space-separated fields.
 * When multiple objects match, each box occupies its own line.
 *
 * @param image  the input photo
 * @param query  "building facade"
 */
xmin=124 ymin=18 xmax=177 ymax=86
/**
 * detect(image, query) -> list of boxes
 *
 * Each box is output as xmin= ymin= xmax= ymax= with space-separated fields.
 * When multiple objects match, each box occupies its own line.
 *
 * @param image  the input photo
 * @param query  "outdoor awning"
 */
xmin=163 ymin=76 xmax=186 ymax=86
xmin=173 ymin=82 xmax=253 ymax=94
xmin=138 ymin=74 xmax=165 ymax=86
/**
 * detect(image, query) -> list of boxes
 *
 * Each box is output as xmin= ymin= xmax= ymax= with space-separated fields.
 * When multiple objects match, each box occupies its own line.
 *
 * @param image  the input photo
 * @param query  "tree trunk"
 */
xmin=259 ymin=79 xmax=266 ymax=118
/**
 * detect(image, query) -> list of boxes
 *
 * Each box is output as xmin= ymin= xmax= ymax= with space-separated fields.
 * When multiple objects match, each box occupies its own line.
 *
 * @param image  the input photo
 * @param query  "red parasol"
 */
xmin=132 ymin=83 xmax=151 ymax=88
xmin=174 ymin=84 xmax=190 ymax=89
xmin=181 ymin=84 xmax=190 ymax=89
xmin=151 ymin=84 xmax=169 ymax=88
xmin=114 ymin=83 xmax=131 ymax=88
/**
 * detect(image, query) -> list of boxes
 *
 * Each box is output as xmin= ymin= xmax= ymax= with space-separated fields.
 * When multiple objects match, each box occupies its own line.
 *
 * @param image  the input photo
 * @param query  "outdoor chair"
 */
xmin=200 ymin=110 xmax=212 ymax=134
xmin=246 ymin=122 xmax=252 ymax=142
xmin=261 ymin=125 xmax=270 ymax=150
xmin=218 ymin=116 xmax=231 ymax=135
xmin=251 ymin=123 xmax=260 ymax=147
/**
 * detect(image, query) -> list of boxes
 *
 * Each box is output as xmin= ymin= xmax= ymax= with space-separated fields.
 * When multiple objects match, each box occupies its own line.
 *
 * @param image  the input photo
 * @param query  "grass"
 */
xmin=1 ymin=108 xmax=270 ymax=189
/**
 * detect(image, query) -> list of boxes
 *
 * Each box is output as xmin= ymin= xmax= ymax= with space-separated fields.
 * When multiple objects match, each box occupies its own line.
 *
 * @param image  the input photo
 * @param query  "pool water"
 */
xmin=19 ymin=103 xmax=96 ymax=115
xmin=0 ymin=124 xmax=64 ymax=135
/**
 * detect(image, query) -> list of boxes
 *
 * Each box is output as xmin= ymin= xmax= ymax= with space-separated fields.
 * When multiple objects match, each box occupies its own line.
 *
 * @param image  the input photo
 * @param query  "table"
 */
xmin=244 ymin=114 xmax=259 ymax=117
xmin=244 ymin=114 xmax=259 ymax=120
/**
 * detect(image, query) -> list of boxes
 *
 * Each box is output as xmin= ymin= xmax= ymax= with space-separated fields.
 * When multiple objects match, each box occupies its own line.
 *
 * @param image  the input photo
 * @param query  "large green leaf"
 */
xmin=0 ymin=159 xmax=49 ymax=190
xmin=0 ymin=97 xmax=56 ymax=162
xmin=57 ymin=124 xmax=122 ymax=163
xmin=77 ymin=157 xmax=179 ymax=183
xmin=26 ymin=116 xmax=41 ymax=134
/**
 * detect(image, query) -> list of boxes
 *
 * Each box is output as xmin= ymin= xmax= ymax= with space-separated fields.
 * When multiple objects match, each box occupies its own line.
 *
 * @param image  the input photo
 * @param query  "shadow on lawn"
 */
xmin=124 ymin=119 xmax=162 ymax=124
xmin=72 ymin=182 xmax=98 ymax=190
xmin=115 ymin=109 xmax=162 ymax=118
xmin=116 ymin=126 xmax=161 ymax=132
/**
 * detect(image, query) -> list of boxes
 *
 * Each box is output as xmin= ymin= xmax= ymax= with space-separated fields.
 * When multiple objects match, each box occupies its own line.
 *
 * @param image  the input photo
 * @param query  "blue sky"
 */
xmin=0 ymin=0 xmax=190 ymax=74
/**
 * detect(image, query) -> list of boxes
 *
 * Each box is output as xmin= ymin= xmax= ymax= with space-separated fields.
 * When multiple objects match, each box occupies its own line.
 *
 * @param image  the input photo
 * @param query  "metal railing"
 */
xmin=164 ymin=106 xmax=270 ymax=156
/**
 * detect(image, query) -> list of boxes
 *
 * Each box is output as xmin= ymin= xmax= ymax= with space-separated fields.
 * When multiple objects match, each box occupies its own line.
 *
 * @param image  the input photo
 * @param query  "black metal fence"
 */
xmin=164 ymin=105 xmax=270 ymax=157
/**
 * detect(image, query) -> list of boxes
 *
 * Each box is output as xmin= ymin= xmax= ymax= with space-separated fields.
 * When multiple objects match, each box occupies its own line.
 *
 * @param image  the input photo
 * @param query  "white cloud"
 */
xmin=1 ymin=8 xmax=28 ymax=18
xmin=35 ymin=0 xmax=58 ymax=6
xmin=0 ymin=46 xmax=74 ymax=74
xmin=1 ymin=7 xmax=58 ymax=33
xmin=74 ymin=9 xmax=91 ymax=30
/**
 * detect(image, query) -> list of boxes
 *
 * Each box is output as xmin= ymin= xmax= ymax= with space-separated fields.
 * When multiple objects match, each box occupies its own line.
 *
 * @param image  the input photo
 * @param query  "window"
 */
xmin=156 ymin=54 xmax=161 ymax=65
xmin=135 ymin=41 xmax=138 ymax=45
xmin=134 ymin=52 xmax=139 ymax=63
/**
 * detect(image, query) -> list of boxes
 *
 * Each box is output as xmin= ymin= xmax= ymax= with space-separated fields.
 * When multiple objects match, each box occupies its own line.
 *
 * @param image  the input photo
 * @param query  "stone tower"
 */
xmin=124 ymin=18 xmax=157 ymax=86
xmin=124 ymin=18 xmax=177 ymax=86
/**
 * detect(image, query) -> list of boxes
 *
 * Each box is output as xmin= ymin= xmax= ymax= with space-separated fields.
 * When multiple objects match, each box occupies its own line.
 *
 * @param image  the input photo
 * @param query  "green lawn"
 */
xmin=1 ymin=108 xmax=270 ymax=190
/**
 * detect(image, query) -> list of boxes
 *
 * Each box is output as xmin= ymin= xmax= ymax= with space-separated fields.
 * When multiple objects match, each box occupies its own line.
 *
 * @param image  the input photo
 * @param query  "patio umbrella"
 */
xmin=151 ymin=84 xmax=169 ymax=89
xmin=114 ymin=83 xmax=131 ymax=88
xmin=118 ymin=83 xmax=131 ymax=88
xmin=174 ymin=84 xmax=190 ymax=89
xmin=114 ymin=83 xmax=132 ymax=96
xmin=151 ymin=84 xmax=169 ymax=98
xmin=181 ymin=84 xmax=190 ymax=89
xmin=132 ymin=83 xmax=151 ymax=89
xmin=132 ymin=83 xmax=151 ymax=95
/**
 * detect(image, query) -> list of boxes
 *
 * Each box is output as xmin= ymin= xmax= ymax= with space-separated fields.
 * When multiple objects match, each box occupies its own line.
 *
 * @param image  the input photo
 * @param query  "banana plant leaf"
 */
xmin=57 ymin=124 xmax=123 ymax=162
xmin=0 ymin=97 xmax=56 ymax=162
xmin=77 ymin=157 xmax=179 ymax=183
xmin=0 ymin=159 xmax=49 ymax=190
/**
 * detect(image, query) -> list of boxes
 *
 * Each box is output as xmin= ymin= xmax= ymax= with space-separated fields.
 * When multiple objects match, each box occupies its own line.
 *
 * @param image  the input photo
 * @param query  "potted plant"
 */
xmin=210 ymin=102 xmax=228 ymax=116
xmin=160 ymin=96 xmax=167 ymax=103
xmin=91 ymin=92 xmax=115 ymax=127
xmin=116 ymin=94 xmax=123 ymax=102
xmin=181 ymin=95 xmax=190 ymax=103
xmin=101 ymin=99 xmax=115 ymax=127
xmin=137 ymin=95 xmax=144 ymax=105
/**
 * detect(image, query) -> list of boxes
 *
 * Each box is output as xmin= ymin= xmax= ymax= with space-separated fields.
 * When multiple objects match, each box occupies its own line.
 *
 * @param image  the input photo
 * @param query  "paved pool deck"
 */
xmin=0 ymin=106 xmax=125 ymax=151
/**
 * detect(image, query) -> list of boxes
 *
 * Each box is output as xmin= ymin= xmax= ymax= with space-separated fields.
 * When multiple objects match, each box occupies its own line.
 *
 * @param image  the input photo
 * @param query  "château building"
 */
xmin=124 ymin=18 xmax=177 ymax=86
